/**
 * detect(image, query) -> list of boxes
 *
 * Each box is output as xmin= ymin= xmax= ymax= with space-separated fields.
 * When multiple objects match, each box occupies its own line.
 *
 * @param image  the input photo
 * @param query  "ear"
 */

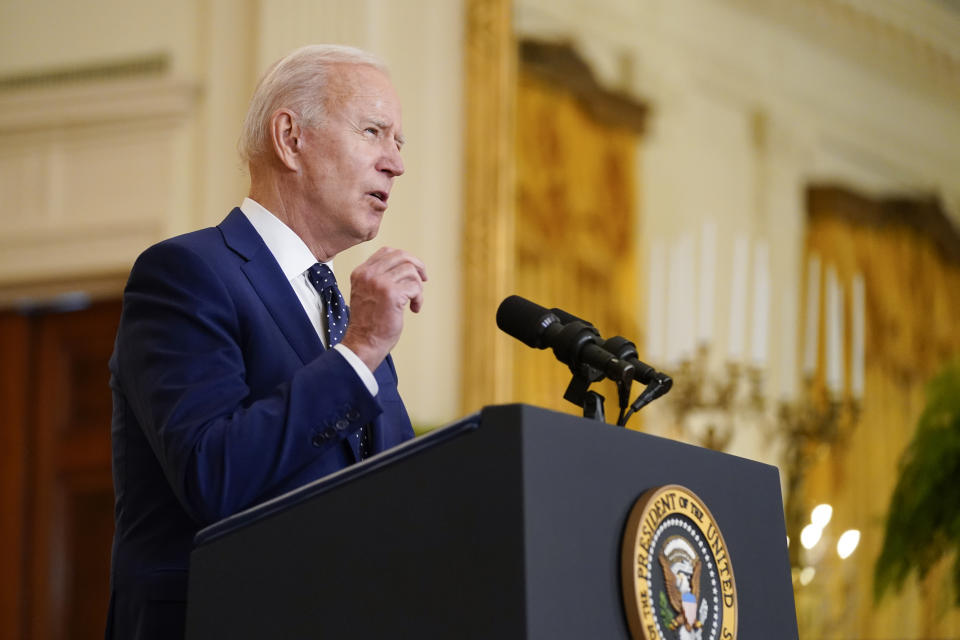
xmin=269 ymin=108 xmax=302 ymax=172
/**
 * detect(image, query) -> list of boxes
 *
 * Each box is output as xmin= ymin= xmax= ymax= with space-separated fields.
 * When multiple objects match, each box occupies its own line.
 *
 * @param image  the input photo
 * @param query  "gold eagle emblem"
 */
xmin=658 ymin=536 xmax=703 ymax=632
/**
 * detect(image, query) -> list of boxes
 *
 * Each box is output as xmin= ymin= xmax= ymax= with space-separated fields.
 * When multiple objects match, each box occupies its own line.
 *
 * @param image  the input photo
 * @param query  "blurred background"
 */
xmin=1 ymin=0 xmax=959 ymax=638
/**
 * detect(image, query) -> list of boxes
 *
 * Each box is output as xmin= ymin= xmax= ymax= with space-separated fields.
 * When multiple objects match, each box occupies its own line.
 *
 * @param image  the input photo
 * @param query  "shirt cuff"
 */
xmin=333 ymin=343 xmax=380 ymax=396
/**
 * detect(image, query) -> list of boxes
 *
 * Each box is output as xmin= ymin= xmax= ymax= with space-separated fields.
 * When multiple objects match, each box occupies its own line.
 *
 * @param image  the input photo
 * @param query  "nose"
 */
xmin=378 ymin=142 xmax=404 ymax=178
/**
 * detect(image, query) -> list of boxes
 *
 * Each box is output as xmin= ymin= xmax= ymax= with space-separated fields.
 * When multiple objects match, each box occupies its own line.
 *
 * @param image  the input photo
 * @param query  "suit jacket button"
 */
xmin=335 ymin=419 xmax=349 ymax=431
xmin=311 ymin=434 xmax=323 ymax=447
xmin=346 ymin=408 xmax=360 ymax=420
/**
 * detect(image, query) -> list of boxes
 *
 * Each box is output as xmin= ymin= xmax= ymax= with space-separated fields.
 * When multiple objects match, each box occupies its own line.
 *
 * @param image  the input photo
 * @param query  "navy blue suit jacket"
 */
xmin=105 ymin=208 xmax=414 ymax=639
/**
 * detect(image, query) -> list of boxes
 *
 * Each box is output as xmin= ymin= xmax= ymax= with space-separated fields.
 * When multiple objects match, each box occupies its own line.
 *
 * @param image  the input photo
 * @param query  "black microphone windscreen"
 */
xmin=496 ymin=295 xmax=557 ymax=349
xmin=550 ymin=307 xmax=593 ymax=327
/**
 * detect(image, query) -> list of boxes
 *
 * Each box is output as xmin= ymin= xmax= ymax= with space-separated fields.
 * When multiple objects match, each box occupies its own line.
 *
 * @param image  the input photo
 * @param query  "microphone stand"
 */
xmin=563 ymin=367 xmax=610 ymax=423
xmin=563 ymin=363 xmax=673 ymax=428
xmin=545 ymin=319 xmax=634 ymax=424
xmin=502 ymin=300 xmax=668 ymax=425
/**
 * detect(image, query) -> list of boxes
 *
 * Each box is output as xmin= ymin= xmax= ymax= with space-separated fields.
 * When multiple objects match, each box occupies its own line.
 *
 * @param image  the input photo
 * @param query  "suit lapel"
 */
xmin=219 ymin=208 xmax=324 ymax=364
xmin=219 ymin=208 xmax=371 ymax=464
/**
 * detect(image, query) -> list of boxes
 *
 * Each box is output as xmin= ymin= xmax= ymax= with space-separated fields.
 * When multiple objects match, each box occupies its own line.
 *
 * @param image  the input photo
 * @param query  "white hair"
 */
xmin=238 ymin=44 xmax=388 ymax=163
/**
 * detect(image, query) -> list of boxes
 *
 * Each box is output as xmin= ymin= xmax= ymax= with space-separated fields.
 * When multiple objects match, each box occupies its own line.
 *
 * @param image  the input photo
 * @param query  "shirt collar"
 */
xmin=239 ymin=197 xmax=331 ymax=280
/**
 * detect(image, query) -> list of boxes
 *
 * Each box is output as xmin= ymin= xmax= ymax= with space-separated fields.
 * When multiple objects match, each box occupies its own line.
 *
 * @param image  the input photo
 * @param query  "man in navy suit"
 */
xmin=105 ymin=45 xmax=426 ymax=639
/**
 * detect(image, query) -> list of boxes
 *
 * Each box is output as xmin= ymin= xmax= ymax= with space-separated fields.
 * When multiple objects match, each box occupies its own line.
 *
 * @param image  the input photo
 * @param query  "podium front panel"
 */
xmin=187 ymin=404 xmax=798 ymax=639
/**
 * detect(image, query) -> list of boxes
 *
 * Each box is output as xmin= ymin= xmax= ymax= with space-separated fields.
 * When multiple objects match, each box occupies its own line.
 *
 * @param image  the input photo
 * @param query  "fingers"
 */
xmin=341 ymin=248 xmax=427 ymax=371
xmin=362 ymin=247 xmax=428 ymax=283
xmin=401 ymin=273 xmax=424 ymax=313
xmin=389 ymin=260 xmax=425 ymax=313
xmin=351 ymin=247 xmax=427 ymax=313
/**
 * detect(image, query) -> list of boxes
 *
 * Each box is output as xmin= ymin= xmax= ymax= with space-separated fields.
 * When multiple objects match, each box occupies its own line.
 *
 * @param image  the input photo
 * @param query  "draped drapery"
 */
xmin=508 ymin=64 xmax=641 ymax=415
xmin=796 ymin=186 xmax=960 ymax=639
xmin=460 ymin=23 xmax=646 ymax=416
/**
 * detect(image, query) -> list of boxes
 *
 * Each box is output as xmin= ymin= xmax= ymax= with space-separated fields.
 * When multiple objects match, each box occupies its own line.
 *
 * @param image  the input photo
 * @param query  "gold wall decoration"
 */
xmin=460 ymin=0 xmax=517 ymax=413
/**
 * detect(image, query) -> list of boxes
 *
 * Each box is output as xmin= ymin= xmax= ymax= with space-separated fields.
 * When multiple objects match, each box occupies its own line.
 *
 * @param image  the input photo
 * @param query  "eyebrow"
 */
xmin=371 ymin=118 xmax=405 ymax=148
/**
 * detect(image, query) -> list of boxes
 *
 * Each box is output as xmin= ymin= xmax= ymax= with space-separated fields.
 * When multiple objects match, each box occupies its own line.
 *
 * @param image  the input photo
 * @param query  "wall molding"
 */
xmin=0 ymin=75 xmax=198 ymax=133
xmin=0 ymin=75 xmax=200 ymax=287
xmin=0 ymin=54 xmax=169 ymax=92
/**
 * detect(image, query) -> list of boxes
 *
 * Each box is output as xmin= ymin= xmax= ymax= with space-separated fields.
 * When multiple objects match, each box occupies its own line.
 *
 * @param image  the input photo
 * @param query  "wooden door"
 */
xmin=0 ymin=299 xmax=120 ymax=640
xmin=0 ymin=311 xmax=31 ymax=640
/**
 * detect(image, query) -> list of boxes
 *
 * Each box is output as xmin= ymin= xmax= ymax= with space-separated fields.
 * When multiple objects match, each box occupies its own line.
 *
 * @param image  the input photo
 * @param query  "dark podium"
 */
xmin=186 ymin=404 xmax=798 ymax=639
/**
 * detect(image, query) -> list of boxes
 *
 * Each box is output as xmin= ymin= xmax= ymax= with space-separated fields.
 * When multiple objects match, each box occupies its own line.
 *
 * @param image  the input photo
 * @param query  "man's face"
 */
xmin=298 ymin=64 xmax=405 ymax=252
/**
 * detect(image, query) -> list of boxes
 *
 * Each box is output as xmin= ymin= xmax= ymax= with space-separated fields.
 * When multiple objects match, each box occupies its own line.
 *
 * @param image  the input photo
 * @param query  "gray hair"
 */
xmin=238 ymin=44 xmax=388 ymax=163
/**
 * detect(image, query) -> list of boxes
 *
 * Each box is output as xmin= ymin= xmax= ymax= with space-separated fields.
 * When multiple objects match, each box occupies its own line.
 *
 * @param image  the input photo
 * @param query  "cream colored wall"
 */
xmin=0 ymin=0 xmax=200 ymax=76
xmin=0 ymin=0 xmax=223 ymax=288
xmin=0 ymin=0 xmax=464 ymax=427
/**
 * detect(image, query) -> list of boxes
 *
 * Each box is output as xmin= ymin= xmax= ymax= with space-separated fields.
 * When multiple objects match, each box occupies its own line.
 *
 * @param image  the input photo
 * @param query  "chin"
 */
xmin=359 ymin=223 xmax=381 ymax=242
xmin=361 ymin=213 xmax=383 ymax=240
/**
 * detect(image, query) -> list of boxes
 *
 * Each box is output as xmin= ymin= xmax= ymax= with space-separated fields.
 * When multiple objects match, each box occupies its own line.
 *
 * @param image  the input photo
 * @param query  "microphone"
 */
xmin=546 ymin=304 xmax=674 ymax=421
xmin=496 ymin=295 xmax=635 ymax=385
xmin=601 ymin=336 xmax=659 ymax=385
xmin=547 ymin=307 xmax=661 ymax=386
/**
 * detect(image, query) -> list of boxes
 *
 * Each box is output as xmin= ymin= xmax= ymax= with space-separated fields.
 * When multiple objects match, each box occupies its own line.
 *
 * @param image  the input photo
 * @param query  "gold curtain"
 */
xmin=510 ymin=67 xmax=640 ymax=415
xmin=797 ymin=186 xmax=960 ymax=639
xmin=460 ymin=31 xmax=646 ymax=417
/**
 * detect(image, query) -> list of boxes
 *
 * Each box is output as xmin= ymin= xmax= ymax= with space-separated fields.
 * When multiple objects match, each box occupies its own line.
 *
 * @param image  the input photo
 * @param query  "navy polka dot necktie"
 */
xmin=307 ymin=263 xmax=349 ymax=347
xmin=306 ymin=263 xmax=371 ymax=458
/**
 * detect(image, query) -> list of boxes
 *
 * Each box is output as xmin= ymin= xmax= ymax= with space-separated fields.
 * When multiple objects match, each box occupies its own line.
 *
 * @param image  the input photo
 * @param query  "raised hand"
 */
xmin=340 ymin=247 xmax=427 ymax=371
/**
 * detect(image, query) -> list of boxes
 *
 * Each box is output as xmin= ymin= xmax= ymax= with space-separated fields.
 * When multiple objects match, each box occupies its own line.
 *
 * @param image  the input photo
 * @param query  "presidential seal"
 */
xmin=621 ymin=485 xmax=737 ymax=640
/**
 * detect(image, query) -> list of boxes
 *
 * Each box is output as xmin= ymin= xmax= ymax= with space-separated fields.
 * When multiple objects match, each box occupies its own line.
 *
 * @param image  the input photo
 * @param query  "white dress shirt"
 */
xmin=239 ymin=197 xmax=378 ymax=396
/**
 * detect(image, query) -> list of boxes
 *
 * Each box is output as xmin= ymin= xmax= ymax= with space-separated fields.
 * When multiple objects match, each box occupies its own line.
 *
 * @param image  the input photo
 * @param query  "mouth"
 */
xmin=367 ymin=191 xmax=388 ymax=205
